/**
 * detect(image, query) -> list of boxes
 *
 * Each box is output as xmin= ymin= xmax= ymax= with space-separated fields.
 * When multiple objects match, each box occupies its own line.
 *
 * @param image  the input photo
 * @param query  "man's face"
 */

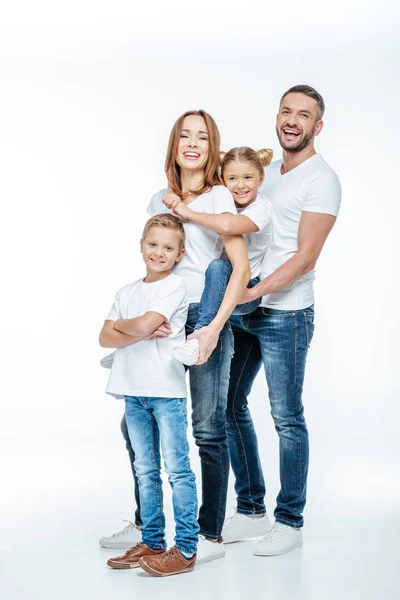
xmin=276 ymin=92 xmax=323 ymax=153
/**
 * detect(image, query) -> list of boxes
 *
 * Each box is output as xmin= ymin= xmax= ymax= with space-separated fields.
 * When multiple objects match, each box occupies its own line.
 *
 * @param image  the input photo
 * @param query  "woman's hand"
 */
xmin=162 ymin=192 xmax=182 ymax=210
xmin=187 ymin=324 xmax=220 ymax=365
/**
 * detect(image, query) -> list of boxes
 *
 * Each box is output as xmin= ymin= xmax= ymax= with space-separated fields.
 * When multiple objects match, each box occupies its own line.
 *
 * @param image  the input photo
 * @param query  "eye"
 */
xmin=300 ymin=113 xmax=309 ymax=118
xmin=199 ymin=136 xmax=208 ymax=141
xmin=281 ymin=110 xmax=289 ymax=114
xmin=245 ymin=176 xmax=253 ymax=180
xmin=180 ymin=134 xmax=189 ymax=138
xmin=166 ymin=246 xmax=173 ymax=251
xmin=228 ymin=176 xmax=236 ymax=181
xmin=149 ymin=242 xmax=156 ymax=247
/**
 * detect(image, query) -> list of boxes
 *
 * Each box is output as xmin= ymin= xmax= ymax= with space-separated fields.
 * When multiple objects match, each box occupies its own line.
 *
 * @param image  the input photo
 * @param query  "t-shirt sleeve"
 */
xmin=242 ymin=195 xmax=272 ymax=233
xmin=211 ymin=186 xmax=237 ymax=215
xmin=106 ymin=290 xmax=122 ymax=321
xmin=303 ymin=172 xmax=342 ymax=216
xmin=147 ymin=277 xmax=188 ymax=322
xmin=147 ymin=189 xmax=169 ymax=217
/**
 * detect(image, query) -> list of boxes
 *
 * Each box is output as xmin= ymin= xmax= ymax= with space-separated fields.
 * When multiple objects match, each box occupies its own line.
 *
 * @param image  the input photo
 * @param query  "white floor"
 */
xmin=2 ymin=434 xmax=399 ymax=600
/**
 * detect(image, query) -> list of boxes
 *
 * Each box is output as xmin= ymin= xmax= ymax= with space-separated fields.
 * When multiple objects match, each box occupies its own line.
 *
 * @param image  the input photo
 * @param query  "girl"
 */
xmin=163 ymin=146 xmax=273 ymax=366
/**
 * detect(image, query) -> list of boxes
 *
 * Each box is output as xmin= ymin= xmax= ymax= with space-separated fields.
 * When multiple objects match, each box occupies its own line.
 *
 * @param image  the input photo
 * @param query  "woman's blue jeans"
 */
xmin=124 ymin=396 xmax=199 ymax=556
xmin=226 ymin=305 xmax=315 ymax=528
xmin=121 ymin=303 xmax=234 ymax=540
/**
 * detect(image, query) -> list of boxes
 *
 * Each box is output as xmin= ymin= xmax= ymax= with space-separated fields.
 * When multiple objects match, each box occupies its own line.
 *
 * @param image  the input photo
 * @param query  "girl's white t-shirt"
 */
xmin=105 ymin=273 xmax=188 ymax=399
xmin=147 ymin=185 xmax=237 ymax=303
xmin=260 ymin=154 xmax=342 ymax=310
xmin=236 ymin=193 xmax=272 ymax=278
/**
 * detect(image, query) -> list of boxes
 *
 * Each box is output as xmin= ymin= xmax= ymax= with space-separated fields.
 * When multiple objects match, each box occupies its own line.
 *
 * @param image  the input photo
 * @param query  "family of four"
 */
xmin=98 ymin=84 xmax=342 ymax=577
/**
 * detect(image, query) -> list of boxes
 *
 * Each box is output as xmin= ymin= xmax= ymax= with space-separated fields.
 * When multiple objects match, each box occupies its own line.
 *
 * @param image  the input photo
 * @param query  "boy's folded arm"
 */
xmin=113 ymin=311 xmax=166 ymax=338
xmin=99 ymin=320 xmax=143 ymax=349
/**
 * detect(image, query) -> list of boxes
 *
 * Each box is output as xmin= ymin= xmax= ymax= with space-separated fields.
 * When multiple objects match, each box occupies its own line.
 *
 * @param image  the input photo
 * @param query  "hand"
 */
xmin=162 ymin=192 xmax=182 ymax=210
xmin=172 ymin=202 xmax=192 ymax=221
xmin=187 ymin=324 xmax=220 ymax=365
xmin=238 ymin=286 xmax=257 ymax=305
xmin=144 ymin=321 xmax=172 ymax=340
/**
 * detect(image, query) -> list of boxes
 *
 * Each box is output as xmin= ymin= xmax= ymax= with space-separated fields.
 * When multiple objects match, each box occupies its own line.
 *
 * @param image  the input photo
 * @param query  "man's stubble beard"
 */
xmin=276 ymin=124 xmax=316 ymax=153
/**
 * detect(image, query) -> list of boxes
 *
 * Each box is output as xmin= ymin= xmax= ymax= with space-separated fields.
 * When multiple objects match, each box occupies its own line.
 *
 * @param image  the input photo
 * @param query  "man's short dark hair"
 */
xmin=280 ymin=85 xmax=325 ymax=120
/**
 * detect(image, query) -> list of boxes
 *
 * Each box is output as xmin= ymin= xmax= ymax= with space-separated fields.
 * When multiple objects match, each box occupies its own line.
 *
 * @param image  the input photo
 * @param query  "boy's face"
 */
xmin=140 ymin=226 xmax=184 ymax=275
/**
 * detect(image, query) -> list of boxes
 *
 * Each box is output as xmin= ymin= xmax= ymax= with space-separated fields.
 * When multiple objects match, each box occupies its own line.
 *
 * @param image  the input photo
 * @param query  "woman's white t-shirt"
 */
xmin=147 ymin=186 xmax=237 ymax=303
xmin=105 ymin=273 xmax=188 ymax=399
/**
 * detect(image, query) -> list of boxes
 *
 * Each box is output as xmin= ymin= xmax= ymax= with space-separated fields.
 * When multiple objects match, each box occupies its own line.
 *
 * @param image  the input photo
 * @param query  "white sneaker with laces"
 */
xmin=222 ymin=508 xmax=271 ymax=544
xmin=99 ymin=520 xmax=142 ymax=549
xmin=100 ymin=352 xmax=115 ymax=369
xmin=171 ymin=339 xmax=199 ymax=366
xmin=254 ymin=522 xmax=303 ymax=556
xmin=196 ymin=534 xmax=225 ymax=564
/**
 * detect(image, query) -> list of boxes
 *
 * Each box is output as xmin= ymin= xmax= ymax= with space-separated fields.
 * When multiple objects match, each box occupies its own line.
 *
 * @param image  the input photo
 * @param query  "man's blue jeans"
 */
xmin=196 ymin=259 xmax=260 ymax=329
xmin=124 ymin=396 xmax=199 ymax=556
xmin=227 ymin=305 xmax=315 ymax=528
xmin=121 ymin=303 xmax=234 ymax=540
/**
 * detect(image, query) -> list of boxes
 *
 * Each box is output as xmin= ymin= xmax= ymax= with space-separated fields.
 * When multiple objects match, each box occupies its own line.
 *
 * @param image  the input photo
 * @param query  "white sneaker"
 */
xmin=171 ymin=339 xmax=199 ymax=366
xmin=222 ymin=509 xmax=271 ymax=544
xmin=100 ymin=352 xmax=115 ymax=369
xmin=254 ymin=522 xmax=303 ymax=556
xmin=196 ymin=534 xmax=225 ymax=564
xmin=99 ymin=520 xmax=142 ymax=549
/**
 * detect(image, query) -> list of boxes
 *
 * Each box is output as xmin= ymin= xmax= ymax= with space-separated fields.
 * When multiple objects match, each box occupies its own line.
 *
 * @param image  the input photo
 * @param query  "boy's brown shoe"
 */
xmin=139 ymin=546 xmax=196 ymax=577
xmin=107 ymin=542 xmax=165 ymax=569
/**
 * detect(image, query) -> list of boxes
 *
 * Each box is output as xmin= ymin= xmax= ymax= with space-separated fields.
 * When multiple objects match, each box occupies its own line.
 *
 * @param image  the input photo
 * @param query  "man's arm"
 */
xmin=188 ymin=234 xmax=251 ymax=364
xmin=241 ymin=211 xmax=337 ymax=302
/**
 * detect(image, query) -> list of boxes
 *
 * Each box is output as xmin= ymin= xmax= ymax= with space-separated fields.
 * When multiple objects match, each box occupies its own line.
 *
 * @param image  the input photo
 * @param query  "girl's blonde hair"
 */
xmin=165 ymin=110 xmax=222 ymax=198
xmin=220 ymin=147 xmax=273 ymax=179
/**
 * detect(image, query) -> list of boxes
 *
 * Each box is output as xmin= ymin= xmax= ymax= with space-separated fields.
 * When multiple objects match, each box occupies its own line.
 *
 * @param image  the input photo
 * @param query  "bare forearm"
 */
xmin=99 ymin=329 xmax=142 ymax=349
xmin=183 ymin=209 xmax=254 ymax=235
xmin=251 ymin=252 xmax=314 ymax=300
xmin=114 ymin=317 xmax=152 ymax=337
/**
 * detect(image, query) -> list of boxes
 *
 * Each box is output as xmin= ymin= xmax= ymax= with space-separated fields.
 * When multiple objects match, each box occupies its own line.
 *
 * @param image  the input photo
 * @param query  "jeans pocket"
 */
xmin=304 ymin=311 xmax=315 ymax=348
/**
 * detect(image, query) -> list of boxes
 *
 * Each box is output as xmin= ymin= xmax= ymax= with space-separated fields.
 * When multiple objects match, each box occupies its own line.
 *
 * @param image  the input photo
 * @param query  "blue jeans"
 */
xmin=124 ymin=396 xmax=199 ymax=556
xmin=227 ymin=305 xmax=315 ymax=528
xmin=121 ymin=303 xmax=234 ymax=540
xmin=196 ymin=259 xmax=260 ymax=329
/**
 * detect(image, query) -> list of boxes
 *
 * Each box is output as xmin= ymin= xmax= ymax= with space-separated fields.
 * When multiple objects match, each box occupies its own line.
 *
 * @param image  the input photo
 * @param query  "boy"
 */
xmin=99 ymin=214 xmax=199 ymax=577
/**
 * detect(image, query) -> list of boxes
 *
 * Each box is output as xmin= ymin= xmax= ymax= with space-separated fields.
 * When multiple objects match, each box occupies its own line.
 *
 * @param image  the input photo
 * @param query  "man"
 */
xmin=222 ymin=85 xmax=341 ymax=556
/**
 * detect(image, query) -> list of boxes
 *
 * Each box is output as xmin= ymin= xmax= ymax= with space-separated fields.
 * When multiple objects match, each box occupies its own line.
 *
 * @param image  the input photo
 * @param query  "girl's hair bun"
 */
xmin=257 ymin=148 xmax=273 ymax=167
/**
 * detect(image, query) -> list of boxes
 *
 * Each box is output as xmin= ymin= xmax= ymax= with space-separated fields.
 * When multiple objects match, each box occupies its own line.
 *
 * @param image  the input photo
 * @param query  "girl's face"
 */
xmin=223 ymin=161 xmax=264 ymax=208
xmin=177 ymin=115 xmax=209 ymax=173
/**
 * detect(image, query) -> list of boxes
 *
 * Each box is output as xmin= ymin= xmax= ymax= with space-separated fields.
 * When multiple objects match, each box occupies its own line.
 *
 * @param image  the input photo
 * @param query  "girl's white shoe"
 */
xmin=171 ymin=339 xmax=200 ymax=366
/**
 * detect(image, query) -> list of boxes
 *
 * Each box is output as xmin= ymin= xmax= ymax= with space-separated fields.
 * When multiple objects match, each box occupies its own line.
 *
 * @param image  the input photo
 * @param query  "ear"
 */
xmin=175 ymin=248 xmax=185 ymax=263
xmin=140 ymin=238 xmax=144 ymax=253
xmin=315 ymin=120 xmax=324 ymax=137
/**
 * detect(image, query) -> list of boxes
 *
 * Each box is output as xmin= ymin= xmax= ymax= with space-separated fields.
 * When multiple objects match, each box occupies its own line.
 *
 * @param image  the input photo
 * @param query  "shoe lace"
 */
xmin=110 ymin=520 xmax=137 ymax=540
xmin=162 ymin=547 xmax=178 ymax=562
xmin=263 ymin=522 xmax=285 ymax=542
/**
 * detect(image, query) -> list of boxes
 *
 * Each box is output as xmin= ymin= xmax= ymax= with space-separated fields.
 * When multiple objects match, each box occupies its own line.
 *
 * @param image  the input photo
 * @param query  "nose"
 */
xmin=153 ymin=246 xmax=163 ymax=257
xmin=188 ymin=136 xmax=198 ymax=148
xmin=236 ymin=179 xmax=246 ymax=189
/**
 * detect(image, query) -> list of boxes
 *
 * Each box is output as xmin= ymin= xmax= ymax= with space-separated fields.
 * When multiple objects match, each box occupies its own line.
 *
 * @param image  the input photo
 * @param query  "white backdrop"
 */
xmin=1 ymin=2 xmax=399 ymax=599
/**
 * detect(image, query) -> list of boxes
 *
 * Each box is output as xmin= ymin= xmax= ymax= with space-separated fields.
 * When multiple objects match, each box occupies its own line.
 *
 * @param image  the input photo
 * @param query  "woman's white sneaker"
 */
xmin=222 ymin=509 xmax=271 ymax=543
xmin=196 ymin=534 xmax=225 ymax=564
xmin=253 ymin=522 xmax=303 ymax=556
xmin=99 ymin=521 xmax=142 ymax=549
xmin=171 ymin=339 xmax=199 ymax=366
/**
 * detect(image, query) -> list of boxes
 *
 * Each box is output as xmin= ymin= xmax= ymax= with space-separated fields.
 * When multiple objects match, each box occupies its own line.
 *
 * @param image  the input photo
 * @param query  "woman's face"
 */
xmin=223 ymin=161 xmax=263 ymax=208
xmin=177 ymin=115 xmax=209 ymax=173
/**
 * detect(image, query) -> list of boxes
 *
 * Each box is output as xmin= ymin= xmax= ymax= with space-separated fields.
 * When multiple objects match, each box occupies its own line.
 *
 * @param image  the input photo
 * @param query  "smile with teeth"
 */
xmin=183 ymin=152 xmax=200 ymax=159
xmin=150 ymin=258 xmax=165 ymax=263
xmin=283 ymin=128 xmax=301 ymax=137
xmin=235 ymin=191 xmax=249 ymax=196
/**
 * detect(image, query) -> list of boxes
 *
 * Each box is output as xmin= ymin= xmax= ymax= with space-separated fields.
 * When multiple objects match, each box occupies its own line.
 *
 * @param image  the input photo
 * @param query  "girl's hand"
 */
xmin=187 ymin=325 xmax=220 ymax=365
xmin=162 ymin=192 xmax=182 ymax=210
xmin=173 ymin=202 xmax=192 ymax=220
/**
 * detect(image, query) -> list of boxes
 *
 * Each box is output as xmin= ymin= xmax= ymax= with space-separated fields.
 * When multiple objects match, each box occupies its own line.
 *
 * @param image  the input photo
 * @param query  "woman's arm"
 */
xmin=189 ymin=234 xmax=251 ymax=364
xmin=173 ymin=201 xmax=259 ymax=235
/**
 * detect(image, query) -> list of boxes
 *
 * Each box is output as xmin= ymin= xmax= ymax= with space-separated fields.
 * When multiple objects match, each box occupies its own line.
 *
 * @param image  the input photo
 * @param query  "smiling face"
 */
xmin=223 ymin=160 xmax=264 ymax=208
xmin=141 ymin=226 xmax=184 ymax=279
xmin=276 ymin=92 xmax=323 ymax=153
xmin=176 ymin=115 xmax=209 ymax=173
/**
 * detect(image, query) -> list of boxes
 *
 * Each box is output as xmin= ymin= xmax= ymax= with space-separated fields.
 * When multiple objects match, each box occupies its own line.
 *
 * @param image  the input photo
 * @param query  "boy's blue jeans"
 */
xmin=124 ymin=395 xmax=199 ymax=556
xmin=195 ymin=259 xmax=260 ymax=329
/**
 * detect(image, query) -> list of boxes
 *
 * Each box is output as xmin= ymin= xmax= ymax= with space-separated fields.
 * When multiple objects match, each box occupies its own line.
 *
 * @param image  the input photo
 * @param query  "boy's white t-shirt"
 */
xmin=147 ymin=186 xmax=237 ymax=303
xmin=105 ymin=273 xmax=188 ymax=399
xmin=236 ymin=193 xmax=272 ymax=278
xmin=260 ymin=154 xmax=341 ymax=310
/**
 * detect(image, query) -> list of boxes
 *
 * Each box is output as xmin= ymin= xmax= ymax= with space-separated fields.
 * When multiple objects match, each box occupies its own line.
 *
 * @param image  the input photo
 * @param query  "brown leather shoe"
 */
xmin=139 ymin=546 xmax=196 ymax=577
xmin=107 ymin=542 xmax=165 ymax=569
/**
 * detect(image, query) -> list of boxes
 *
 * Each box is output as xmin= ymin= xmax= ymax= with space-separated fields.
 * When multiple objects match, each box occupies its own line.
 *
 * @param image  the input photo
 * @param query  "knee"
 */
xmin=206 ymin=258 xmax=232 ymax=278
xmin=271 ymin=408 xmax=306 ymax=434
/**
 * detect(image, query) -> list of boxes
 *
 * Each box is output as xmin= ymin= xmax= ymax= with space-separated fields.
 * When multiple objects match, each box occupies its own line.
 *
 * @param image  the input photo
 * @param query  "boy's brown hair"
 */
xmin=142 ymin=214 xmax=186 ymax=251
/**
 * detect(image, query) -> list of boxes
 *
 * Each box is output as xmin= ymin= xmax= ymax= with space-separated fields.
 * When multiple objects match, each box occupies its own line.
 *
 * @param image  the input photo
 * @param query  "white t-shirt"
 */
xmin=237 ymin=193 xmax=272 ymax=278
xmin=105 ymin=273 xmax=188 ymax=399
xmin=147 ymin=186 xmax=237 ymax=303
xmin=260 ymin=154 xmax=341 ymax=310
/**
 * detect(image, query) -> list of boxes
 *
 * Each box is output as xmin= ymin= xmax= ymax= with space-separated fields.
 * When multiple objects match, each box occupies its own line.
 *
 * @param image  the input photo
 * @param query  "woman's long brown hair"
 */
xmin=165 ymin=110 xmax=222 ymax=197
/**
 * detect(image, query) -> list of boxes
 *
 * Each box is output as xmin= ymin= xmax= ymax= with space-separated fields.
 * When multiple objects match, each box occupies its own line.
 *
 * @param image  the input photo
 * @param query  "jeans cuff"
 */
xmin=143 ymin=541 xmax=167 ymax=550
xmin=237 ymin=508 xmax=267 ymax=516
xmin=176 ymin=544 xmax=197 ymax=557
xmin=275 ymin=517 xmax=303 ymax=529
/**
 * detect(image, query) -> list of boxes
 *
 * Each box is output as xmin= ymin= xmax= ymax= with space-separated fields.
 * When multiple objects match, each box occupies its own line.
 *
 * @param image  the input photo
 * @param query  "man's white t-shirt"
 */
xmin=237 ymin=193 xmax=272 ymax=278
xmin=105 ymin=273 xmax=188 ymax=399
xmin=260 ymin=154 xmax=341 ymax=310
xmin=148 ymin=186 xmax=237 ymax=303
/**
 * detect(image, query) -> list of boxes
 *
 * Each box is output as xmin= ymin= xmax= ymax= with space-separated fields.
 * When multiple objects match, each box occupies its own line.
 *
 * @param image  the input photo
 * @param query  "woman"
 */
xmin=101 ymin=110 xmax=250 ymax=565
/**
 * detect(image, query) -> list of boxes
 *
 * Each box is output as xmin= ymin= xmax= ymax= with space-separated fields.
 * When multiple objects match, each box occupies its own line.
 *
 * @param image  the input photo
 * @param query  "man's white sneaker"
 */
xmin=253 ymin=522 xmax=303 ymax=556
xmin=171 ymin=339 xmax=199 ymax=366
xmin=100 ymin=352 xmax=115 ymax=369
xmin=99 ymin=521 xmax=142 ymax=549
xmin=196 ymin=534 xmax=225 ymax=564
xmin=222 ymin=509 xmax=271 ymax=544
